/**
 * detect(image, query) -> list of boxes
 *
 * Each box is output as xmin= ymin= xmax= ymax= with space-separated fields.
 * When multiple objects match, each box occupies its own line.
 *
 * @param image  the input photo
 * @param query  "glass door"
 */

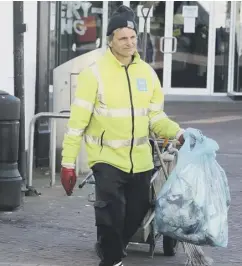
xmin=130 ymin=1 xmax=167 ymax=87
xmin=128 ymin=1 xmax=214 ymax=95
xmin=164 ymin=1 xmax=214 ymax=95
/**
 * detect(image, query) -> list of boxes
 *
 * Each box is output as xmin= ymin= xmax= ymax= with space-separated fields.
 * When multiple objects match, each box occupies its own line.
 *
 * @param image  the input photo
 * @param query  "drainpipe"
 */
xmin=13 ymin=1 xmax=27 ymax=191
xmin=35 ymin=1 xmax=51 ymax=168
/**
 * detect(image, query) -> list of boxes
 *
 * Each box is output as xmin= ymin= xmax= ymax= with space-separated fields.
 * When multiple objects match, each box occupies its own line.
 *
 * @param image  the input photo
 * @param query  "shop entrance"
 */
xmin=53 ymin=1 xmax=232 ymax=96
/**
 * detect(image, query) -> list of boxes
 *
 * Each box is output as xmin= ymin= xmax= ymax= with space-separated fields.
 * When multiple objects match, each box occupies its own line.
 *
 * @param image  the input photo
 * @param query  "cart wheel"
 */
xmin=163 ymin=236 xmax=178 ymax=256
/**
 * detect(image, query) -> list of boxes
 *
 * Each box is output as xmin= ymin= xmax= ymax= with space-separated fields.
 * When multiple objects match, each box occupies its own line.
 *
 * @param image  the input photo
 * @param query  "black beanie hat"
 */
xmin=106 ymin=5 xmax=137 ymax=36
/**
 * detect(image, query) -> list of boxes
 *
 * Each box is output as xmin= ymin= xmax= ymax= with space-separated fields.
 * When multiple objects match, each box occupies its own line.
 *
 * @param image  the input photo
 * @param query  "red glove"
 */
xmin=61 ymin=167 xmax=77 ymax=196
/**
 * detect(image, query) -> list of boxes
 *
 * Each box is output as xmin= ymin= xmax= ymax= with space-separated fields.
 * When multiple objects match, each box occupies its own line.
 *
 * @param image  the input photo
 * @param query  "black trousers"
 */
xmin=92 ymin=163 xmax=152 ymax=265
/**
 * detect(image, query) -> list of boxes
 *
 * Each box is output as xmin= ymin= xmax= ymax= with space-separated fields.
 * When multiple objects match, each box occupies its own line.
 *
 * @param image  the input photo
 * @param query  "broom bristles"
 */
xmin=182 ymin=242 xmax=214 ymax=266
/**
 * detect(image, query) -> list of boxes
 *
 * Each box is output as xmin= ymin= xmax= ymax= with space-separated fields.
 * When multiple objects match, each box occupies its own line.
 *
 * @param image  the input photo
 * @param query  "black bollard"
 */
xmin=0 ymin=90 xmax=22 ymax=211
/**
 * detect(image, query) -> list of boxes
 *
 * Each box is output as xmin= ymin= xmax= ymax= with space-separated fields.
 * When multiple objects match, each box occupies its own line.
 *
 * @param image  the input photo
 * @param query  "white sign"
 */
xmin=182 ymin=5 xmax=198 ymax=18
xmin=184 ymin=17 xmax=196 ymax=33
xmin=91 ymin=7 xmax=102 ymax=14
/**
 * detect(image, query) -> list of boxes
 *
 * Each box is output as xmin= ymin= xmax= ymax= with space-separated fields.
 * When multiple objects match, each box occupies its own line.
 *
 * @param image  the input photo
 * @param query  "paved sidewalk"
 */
xmin=0 ymin=102 xmax=241 ymax=266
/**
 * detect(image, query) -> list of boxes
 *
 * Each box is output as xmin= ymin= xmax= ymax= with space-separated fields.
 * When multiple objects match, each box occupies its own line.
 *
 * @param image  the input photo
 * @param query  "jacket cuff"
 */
xmin=61 ymin=162 xmax=75 ymax=169
xmin=176 ymin=128 xmax=185 ymax=140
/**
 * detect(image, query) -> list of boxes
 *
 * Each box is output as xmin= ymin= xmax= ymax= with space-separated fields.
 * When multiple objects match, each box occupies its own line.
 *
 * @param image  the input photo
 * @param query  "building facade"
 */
xmin=1 ymin=1 xmax=242 ymax=168
xmin=50 ymin=1 xmax=242 ymax=98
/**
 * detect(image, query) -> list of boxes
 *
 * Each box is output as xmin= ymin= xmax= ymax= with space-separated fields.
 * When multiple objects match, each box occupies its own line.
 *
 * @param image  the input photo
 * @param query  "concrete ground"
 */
xmin=0 ymin=101 xmax=242 ymax=266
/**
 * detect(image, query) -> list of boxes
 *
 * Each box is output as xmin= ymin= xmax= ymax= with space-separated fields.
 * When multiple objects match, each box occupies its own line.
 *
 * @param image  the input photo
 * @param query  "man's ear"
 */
xmin=107 ymin=32 xmax=115 ymax=48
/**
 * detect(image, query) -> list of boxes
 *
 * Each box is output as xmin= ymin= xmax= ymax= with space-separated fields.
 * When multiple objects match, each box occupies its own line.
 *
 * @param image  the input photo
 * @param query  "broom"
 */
xmin=182 ymin=242 xmax=213 ymax=266
xmin=150 ymin=132 xmax=213 ymax=266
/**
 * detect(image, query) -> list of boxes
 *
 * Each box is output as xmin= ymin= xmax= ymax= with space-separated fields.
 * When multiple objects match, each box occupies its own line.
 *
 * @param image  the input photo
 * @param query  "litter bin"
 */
xmin=0 ymin=90 xmax=22 ymax=211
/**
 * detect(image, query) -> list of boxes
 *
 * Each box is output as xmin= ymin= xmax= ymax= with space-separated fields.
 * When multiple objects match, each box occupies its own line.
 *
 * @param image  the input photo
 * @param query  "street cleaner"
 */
xmin=60 ymin=5 xmax=185 ymax=266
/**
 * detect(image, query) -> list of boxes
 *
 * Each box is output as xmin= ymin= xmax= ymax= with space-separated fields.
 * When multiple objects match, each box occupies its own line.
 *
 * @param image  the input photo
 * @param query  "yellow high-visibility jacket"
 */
xmin=62 ymin=49 xmax=181 ymax=173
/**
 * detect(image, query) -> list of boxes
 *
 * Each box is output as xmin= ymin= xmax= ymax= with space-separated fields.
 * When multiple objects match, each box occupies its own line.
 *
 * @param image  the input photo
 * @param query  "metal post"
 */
xmin=50 ymin=118 xmax=57 ymax=186
xmin=75 ymin=155 xmax=79 ymax=177
xmin=27 ymin=112 xmax=69 ymax=187
xmin=35 ymin=1 xmax=51 ymax=168
xmin=27 ymin=115 xmax=36 ymax=187
xmin=49 ymin=119 xmax=53 ymax=180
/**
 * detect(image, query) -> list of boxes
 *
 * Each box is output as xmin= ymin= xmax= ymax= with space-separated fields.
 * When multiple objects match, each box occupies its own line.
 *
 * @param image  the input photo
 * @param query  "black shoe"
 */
xmin=99 ymin=262 xmax=123 ymax=266
xmin=113 ymin=262 xmax=123 ymax=266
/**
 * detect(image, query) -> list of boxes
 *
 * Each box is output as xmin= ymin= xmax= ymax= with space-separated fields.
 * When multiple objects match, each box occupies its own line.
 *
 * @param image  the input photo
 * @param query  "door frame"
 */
xmin=227 ymin=1 xmax=237 ymax=95
xmin=163 ymin=1 xmax=216 ymax=95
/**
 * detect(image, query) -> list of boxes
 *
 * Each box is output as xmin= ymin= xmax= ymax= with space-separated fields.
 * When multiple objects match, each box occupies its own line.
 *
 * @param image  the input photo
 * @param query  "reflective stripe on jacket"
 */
xmin=61 ymin=49 xmax=181 ymax=173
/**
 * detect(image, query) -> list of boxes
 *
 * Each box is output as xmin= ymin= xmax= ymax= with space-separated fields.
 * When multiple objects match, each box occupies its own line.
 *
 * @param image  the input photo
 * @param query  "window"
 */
xmin=58 ymin=1 xmax=103 ymax=65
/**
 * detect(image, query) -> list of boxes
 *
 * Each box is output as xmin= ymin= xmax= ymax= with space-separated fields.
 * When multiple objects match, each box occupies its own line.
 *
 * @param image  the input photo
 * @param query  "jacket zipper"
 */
xmin=124 ymin=66 xmax=134 ymax=173
xmin=100 ymin=130 xmax=105 ymax=153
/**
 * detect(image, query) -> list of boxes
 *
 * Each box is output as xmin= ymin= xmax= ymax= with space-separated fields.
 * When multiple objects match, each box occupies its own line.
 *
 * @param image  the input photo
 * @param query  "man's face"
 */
xmin=110 ymin=27 xmax=137 ymax=58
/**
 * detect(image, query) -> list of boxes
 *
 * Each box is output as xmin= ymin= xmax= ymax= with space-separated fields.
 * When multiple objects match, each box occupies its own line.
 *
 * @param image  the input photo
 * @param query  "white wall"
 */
xmin=0 ymin=1 xmax=38 ymax=149
xmin=0 ymin=1 xmax=14 ymax=95
xmin=24 ymin=1 xmax=38 ymax=149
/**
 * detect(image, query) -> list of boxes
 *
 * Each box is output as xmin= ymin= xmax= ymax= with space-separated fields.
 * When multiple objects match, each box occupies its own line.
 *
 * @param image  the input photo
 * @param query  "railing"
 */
xmin=27 ymin=111 xmax=180 ymax=189
xmin=27 ymin=111 xmax=80 ymax=187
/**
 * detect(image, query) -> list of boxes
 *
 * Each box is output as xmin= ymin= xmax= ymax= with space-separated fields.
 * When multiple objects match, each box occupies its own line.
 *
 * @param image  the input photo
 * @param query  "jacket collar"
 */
xmin=105 ymin=48 xmax=141 ymax=67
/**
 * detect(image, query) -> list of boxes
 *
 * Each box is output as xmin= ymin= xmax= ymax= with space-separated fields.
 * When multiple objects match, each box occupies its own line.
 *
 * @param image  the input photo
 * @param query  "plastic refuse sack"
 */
xmin=155 ymin=128 xmax=231 ymax=247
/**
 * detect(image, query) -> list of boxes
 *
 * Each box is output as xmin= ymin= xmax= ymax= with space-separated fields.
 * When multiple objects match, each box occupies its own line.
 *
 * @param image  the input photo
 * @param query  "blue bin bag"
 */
xmin=155 ymin=128 xmax=231 ymax=247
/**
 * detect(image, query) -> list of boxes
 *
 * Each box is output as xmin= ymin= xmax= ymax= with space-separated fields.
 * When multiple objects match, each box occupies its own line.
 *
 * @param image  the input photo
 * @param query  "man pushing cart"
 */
xmin=61 ymin=5 xmax=187 ymax=266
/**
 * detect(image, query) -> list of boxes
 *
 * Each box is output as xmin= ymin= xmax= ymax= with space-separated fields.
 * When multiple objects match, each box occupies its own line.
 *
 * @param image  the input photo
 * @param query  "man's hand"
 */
xmin=178 ymin=134 xmax=185 ymax=145
xmin=176 ymin=129 xmax=185 ymax=145
xmin=61 ymin=167 xmax=77 ymax=196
